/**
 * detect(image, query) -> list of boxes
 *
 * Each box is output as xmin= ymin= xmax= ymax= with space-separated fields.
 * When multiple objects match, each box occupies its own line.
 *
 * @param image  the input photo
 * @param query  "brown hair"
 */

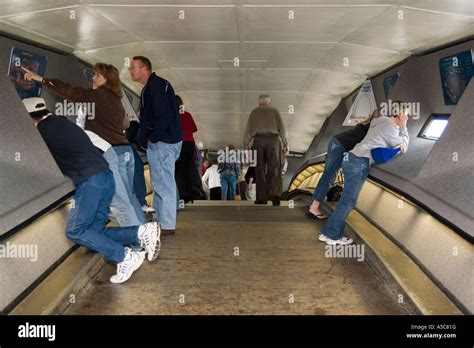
xmin=93 ymin=63 xmax=122 ymax=98
xmin=227 ymin=144 xmax=236 ymax=151
xmin=132 ymin=56 xmax=152 ymax=71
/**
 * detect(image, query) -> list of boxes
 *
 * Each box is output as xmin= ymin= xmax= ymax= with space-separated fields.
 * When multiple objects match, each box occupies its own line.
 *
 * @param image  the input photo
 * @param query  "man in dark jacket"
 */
xmin=22 ymin=97 xmax=160 ymax=284
xmin=129 ymin=56 xmax=183 ymax=235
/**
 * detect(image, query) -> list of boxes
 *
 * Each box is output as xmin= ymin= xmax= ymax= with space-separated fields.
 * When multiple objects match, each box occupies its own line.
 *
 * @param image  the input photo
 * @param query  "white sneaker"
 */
xmin=110 ymin=248 xmax=146 ymax=284
xmin=319 ymin=234 xmax=352 ymax=243
xmin=142 ymin=205 xmax=156 ymax=214
xmin=137 ymin=222 xmax=161 ymax=261
xmin=324 ymin=236 xmax=354 ymax=245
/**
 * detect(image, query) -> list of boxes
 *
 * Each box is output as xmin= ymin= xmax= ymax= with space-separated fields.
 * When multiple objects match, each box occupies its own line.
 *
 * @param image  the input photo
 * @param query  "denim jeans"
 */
xmin=104 ymin=147 xmax=144 ymax=226
xmin=220 ymin=173 xmax=237 ymax=200
xmin=114 ymin=145 xmax=146 ymax=224
xmin=313 ymin=138 xmax=346 ymax=202
xmin=65 ymin=171 xmax=141 ymax=263
xmin=147 ymin=141 xmax=182 ymax=229
xmin=321 ymin=152 xmax=369 ymax=240
xmin=131 ymin=146 xmax=148 ymax=206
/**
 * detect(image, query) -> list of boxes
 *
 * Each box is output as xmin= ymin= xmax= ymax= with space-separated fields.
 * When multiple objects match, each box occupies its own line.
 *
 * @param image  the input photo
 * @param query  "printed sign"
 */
xmin=343 ymin=79 xmax=377 ymax=126
xmin=383 ymin=73 xmax=399 ymax=99
xmin=8 ymin=47 xmax=47 ymax=99
xmin=439 ymin=49 xmax=473 ymax=105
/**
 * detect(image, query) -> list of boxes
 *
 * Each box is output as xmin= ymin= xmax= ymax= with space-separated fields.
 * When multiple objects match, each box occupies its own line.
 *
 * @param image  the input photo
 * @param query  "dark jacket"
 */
xmin=138 ymin=73 xmax=182 ymax=147
xmin=333 ymin=123 xmax=370 ymax=152
xmin=37 ymin=115 xmax=110 ymax=186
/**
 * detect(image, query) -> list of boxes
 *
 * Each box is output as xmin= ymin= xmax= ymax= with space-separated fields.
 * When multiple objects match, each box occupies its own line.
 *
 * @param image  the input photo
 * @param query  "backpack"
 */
xmin=371 ymin=147 xmax=401 ymax=164
xmin=326 ymin=184 xmax=344 ymax=202
xmin=217 ymin=162 xmax=229 ymax=173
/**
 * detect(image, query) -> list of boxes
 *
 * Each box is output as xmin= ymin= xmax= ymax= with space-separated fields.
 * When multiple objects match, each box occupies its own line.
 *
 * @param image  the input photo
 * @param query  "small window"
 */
xmin=418 ymin=114 xmax=450 ymax=140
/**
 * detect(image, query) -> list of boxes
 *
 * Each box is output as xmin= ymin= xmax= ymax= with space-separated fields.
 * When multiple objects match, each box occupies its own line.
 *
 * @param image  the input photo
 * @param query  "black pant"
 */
xmin=238 ymin=181 xmax=247 ymax=200
xmin=175 ymin=141 xmax=196 ymax=202
xmin=210 ymin=187 xmax=222 ymax=200
xmin=252 ymin=134 xmax=282 ymax=202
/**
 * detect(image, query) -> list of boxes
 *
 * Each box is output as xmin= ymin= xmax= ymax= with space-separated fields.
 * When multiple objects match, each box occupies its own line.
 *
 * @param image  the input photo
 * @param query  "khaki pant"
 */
xmin=251 ymin=134 xmax=282 ymax=202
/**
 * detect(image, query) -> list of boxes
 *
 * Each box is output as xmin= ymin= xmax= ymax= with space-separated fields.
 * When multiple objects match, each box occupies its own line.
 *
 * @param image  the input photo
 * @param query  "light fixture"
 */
xmin=418 ymin=114 xmax=450 ymax=141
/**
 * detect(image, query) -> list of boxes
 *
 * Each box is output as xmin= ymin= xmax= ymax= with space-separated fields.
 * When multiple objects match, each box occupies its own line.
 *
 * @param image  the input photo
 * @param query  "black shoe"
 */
xmin=254 ymin=200 xmax=267 ymax=205
xmin=272 ymin=196 xmax=281 ymax=206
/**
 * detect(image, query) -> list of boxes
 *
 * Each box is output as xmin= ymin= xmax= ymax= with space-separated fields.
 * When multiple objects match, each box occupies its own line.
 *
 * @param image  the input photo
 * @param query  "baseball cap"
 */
xmin=23 ymin=97 xmax=47 ymax=113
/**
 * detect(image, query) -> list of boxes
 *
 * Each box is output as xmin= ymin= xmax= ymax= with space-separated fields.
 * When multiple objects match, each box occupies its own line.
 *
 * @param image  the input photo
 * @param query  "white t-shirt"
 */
xmin=76 ymin=108 xmax=111 ymax=152
xmin=84 ymin=130 xmax=111 ymax=153
xmin=202 ymin=165 xmax=221 ymax=189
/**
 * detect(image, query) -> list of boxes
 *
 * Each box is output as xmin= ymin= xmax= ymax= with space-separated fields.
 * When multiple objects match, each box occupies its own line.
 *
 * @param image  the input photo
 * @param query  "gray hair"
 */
xmin=259 ymin=94 xmax=271 ymax=105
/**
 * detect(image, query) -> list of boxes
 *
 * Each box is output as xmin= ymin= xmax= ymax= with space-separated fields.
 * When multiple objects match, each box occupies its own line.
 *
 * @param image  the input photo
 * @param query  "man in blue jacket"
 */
xmin=130 ymin=56 xmax=183 ymax=235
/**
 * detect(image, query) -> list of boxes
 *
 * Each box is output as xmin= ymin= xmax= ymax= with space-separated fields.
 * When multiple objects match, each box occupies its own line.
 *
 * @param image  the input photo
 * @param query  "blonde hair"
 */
xmin=93 ymin=63 xmax=122 ymax=98
xmin=361 ymin=108 xmax=379 ymax=125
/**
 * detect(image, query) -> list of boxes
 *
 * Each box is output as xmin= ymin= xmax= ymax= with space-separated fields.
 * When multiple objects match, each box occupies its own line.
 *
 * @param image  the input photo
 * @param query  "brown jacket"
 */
xmin=42 ymin=78 xmax=129 ymax=145
xmin=243 ymin=106 xmax=288 ymax=149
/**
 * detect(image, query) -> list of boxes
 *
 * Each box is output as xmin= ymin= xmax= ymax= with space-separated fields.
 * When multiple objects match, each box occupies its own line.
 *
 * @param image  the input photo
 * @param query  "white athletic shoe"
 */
xmin=318 ymin=234 xmax=328 ymax=242
xmin=137 ymin=222 xmax=161 ymax=261
xmin=324 ymin=236 xmax=354 ymax=245
xmin=318 ymin=234 xmax=352 ymax=242
xmin=142 ymin=205 xmax=156 ymax=214
xmin=110 ymin=248 xmax=146 ymax=284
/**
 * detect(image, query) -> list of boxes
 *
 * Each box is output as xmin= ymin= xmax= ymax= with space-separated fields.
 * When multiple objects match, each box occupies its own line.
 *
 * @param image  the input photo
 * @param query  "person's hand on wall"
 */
xmin=22 ymin=67 xmax=43 ymax=83
xmin=395 ymin=143 xmax=407 ymax=152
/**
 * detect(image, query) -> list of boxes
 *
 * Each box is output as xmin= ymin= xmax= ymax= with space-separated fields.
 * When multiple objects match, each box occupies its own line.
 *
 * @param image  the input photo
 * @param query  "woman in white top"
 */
xmin=202 ymin=163 xmax=222 ymax=200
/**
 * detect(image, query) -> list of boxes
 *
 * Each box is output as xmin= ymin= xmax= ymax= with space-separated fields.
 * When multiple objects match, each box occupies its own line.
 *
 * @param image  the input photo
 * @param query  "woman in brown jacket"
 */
xmin=23 ymin=64 xmax=145 ymax=226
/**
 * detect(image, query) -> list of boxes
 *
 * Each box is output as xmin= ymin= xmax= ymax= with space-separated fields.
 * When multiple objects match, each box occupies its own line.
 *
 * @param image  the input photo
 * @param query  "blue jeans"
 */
xmin=147 ymin=141 xmax=182 ymax=229
xmin=65 ymin=171 xmax=141 ymax=263
xmin=104 ymin=147 xmax=144 ymax=226
xmin=176 ymin=182 xmax=181 ymax=210
xmin=321 ymin=153 xmax=369 ymax=240
xmin=313 ymin=138 xmax=346 ymax=202
xmin=131 ymin=146 xmax=148 ymax=206
xmin=220 ymin=173 xmax=237 ymax=200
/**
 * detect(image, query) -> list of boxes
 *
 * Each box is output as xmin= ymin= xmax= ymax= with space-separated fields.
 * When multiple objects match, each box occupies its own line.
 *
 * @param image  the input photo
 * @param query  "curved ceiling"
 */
xmin=1 ymin=0 xmax=473 ymax=152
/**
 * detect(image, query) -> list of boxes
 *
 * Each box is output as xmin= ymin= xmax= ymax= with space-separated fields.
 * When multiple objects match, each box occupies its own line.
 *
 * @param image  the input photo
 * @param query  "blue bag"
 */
xmin=371 ymin=147 xmax=401 ymax=164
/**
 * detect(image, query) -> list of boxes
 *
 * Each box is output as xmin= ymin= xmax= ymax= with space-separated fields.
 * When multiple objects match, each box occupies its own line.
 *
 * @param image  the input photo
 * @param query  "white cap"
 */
xmin=23 ymin=97 xmax=47 ymax=113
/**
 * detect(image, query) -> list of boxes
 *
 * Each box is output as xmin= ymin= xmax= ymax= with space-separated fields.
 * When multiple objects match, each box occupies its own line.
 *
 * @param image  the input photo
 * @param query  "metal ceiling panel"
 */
xmin=91 ymin=5 xmax=239 ymax=41
xmin=1 ymin=0 xmax=472 ymax=152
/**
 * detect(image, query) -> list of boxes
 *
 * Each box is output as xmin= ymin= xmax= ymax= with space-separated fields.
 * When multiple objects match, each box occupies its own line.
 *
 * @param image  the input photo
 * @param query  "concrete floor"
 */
xmin=64 ymin=203 xmax=408 ymax=315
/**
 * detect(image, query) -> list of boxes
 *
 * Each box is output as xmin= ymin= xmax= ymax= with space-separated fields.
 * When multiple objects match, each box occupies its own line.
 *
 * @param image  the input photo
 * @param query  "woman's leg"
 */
xmin=220 ymin=173 xmax=229 ymax=200
xmin=104 ymin=148 xmax=142 ymax=226
xmin=309 ymin=138 xmax=346 ymax=217
xmin=183 ymin=142 xmax=195 ymax=202
xmin=229 ymin=175 xmax=237 ymax=200
xmin=321 ymin=153 xmax=369 ymax=242
xmin=210 ymin=187 xmax=220 ymax=200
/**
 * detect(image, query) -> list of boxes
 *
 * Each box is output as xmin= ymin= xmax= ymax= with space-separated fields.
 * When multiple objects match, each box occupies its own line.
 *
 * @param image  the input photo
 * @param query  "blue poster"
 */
xmin=383 ymin=72 xmax=399 ymax=98
xmin=8 ymin=47 xmax=47 ymax=99
xmin=439 ymin=49 xmax=473 ymax=105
